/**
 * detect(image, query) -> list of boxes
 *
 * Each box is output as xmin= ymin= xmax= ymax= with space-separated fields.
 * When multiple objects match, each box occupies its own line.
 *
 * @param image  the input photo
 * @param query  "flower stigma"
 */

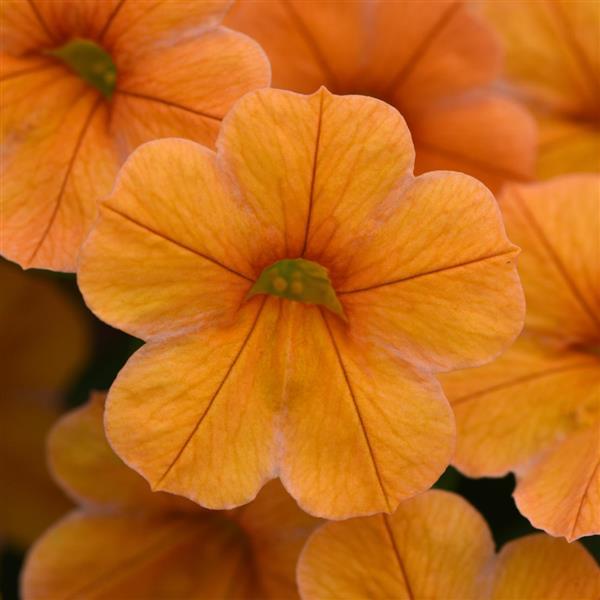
xmin=48 ymin=39 xmax=117 ymax=98
xmin=247 ymin=258 xmax=346 ymax=319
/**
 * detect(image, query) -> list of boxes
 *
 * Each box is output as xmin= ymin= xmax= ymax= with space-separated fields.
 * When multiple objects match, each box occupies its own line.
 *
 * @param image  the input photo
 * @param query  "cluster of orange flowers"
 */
xmin=1 ymin=0 xmax=598 ymax=598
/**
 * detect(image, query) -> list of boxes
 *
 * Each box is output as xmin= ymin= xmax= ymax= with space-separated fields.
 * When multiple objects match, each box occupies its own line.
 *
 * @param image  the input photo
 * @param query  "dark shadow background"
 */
xmin=1 ymin=266 xmax=598 ymax=599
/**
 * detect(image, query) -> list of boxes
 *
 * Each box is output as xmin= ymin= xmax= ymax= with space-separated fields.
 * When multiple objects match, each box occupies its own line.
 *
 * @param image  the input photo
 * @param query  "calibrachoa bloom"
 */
xmin=78 ymin=88 xmax=524 ymax=519
xmin=484 ymin=0 xmax=600 ymax=177
xmin=0 ymin=0 xmax=270 ymax=271
xmin=225 ymin=0 xmax=536 ymax=192
xmin=298 ymin=490 xmax=600 ymax=599
xmin=0 ymin=260 xmax=89 ymax=547
xmin=22 ymin=393 xmax=319 ymax=599
xmin=442 ymin=175 xmax=600 ymax=540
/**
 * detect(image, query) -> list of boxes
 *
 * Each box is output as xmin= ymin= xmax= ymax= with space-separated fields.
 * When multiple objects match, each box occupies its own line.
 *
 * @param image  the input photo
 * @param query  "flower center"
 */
xmin=49 ymin=39 xmax=116 ymax=98
xmin=247 ymin=258 xmax=345 ymax=318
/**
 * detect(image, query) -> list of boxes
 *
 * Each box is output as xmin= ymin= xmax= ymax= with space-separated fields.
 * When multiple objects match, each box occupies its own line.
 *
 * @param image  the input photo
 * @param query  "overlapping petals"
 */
xmin=0 ymin=261 xmax=89 ymax=547
xmin=442 ymin=174 xmax=600 ymax=540
xmin=298 ymin=490 xmax=600 ymax=599
xmin=79 ymin=88 xmax=523 ymax=518
xmin=0 ymin=0 xmax=270 ymax=271
xmin=23 ymin=394 xmax=318 ymax=599
xmin=484 ymin=0 xmax=600 ymax=178
xmin=225 ymin=0 xmax=536 ymax=192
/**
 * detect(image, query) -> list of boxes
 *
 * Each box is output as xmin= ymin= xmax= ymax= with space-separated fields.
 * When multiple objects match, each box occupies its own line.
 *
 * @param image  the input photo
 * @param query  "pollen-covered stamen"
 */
xmin=48 ymin=39 xmax=117 ymax=98
xmin=247 ymin=258 xmax=346 ymax=318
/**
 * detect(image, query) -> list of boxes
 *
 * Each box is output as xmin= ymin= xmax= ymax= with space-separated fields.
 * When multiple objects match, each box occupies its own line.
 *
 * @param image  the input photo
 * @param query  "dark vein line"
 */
xmin=549 ymin=1 xmax=600 ymax=105
xmin=569 ymin=454 xmax=600 ymax=540
xmin=451 ymin=362 xmax=598 ymax=407
xmin=415 ymin=138 xmax=533 ymax=183
xmin=0 ymin=63 xmax=53 ymax=83
xmin=381 ymin=514 xmax=415 ymax=599
xmin=154 ymin=298 xmax=267 ymax=488
xmin=280 ymin=0 xmax=340 ymax=89
xmin=97 ymin=0 xmax=127 ymax=43
xmin=28 ymin=95 xmax=103 ymax=265
xmin=514 ymin=190 xmax=600 ymax=331
xmin=338 ymin=249 xmax=516 ymax=295
xmin=300 ymin=89 xmax=324 ymax=256
xmin=320 ymin=309 xmax=390 ymax=511
xmin=65 ymin=518 xmax=196 ymax=599
xmin=26 ymin=0 xmax=58 ymax=45
xmin=381 ymin=1 xmax=460 ymax=97
xmin=103 ymin=204 xmax=253 ymax=282
xmin=114 ymin=89 xmax=222 ymax=122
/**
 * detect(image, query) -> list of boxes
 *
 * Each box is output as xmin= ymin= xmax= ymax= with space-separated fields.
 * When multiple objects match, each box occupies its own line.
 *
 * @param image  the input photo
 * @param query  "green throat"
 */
xmin=49 ymin=38 xmax=117 ymax=98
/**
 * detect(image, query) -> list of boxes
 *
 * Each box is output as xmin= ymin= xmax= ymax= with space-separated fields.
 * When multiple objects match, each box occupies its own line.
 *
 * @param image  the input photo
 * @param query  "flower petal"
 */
xmin=490 ymin=534 xmax=600 ymax=599
xmin=0 ymin=0 xmax=58 ymax=54
xmin=278 ymin=304 xmax=454 ymax=518
xmin=442 ymin=335 xmax=599 ymax=477
xmin=1 ymin=62 xmax=120 ymax=271
xmin=514 ymin=423 xmax=600 ymax=541
xmin=217 ymin=87 xmax=414 ymax=263
xmin=232 ymin=480 xmax=320 ymax=599
xmin=49 ymin=392 xmax=189 ymax=512
xmin=338 ymin=172 xmax=523 ymax=372
xmin=105 ymin=298 xmax=278 ymax=509
xmin=102 ymin=0 xmax=232 ymax=61
xmin=79 ymin=138 xmax=263 ymax=341
xmin=500 ymin=175 xmax=600 ymax=342
xmin=225 ymin=0 xmax=366 ymax=93
xmin=0 ymin=394 xmax=71 ymax=549
xmin=111 ymin=28 xmax=270 ymax=150
xmin=410 ymin=92 xmax=536 ymax=192
xmin=485 ymin=0 xmax=599 ymax=116
xmin=22 ymin=511 xmax=256 ymax=600
xmin=297 ymin=490 xmax=495 ymax=599
xmin=537 ymin=113 xmax=600 ymax=178
xmin=106 ymin=296 xmax=453 ymax=518
xmin=0 ymin=261 xmax=89 ymax=392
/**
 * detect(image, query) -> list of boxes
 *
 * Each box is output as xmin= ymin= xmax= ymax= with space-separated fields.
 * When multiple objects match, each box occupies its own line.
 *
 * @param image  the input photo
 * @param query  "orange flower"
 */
xmin=22 ymin=393 xmax=319 ymax=600
xmin=0 ymin=0 xmax=270 ymax=271
xmin=484 ymin=0 xmax=600 ymax=178
xmin=225 ymin=0 xmax=536 ymax=193
xmin=78 ymin=87 xmax=524 ymax=519
xmin=0 ymin=259 xmax=89 ymax=547
xmin=442 ymin=174 xmax=600 ymax=540
xmin=297 ymin=489 xmax=600 ymax=598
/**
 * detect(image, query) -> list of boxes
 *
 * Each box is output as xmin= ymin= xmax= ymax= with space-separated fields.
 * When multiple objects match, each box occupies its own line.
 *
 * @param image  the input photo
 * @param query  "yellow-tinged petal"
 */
xmin=106 ymin=297 xmax=454 ymax=518
xmin=22 ymin=511 xmax=257 ymax=600
xmin=537 ymin=113 xmax=600 ymax=178
xmin=298 ymin=490 xmax=495 ymax=599
xmin=49 ymin=392 xmax=188 ymax=512
xmin=278 ymin=303 xmax=454 ymax=518
xmin=485 ymin=0 xmax=600 ymax=116
xmin=226 ymin=1 xmax=536 ymax=192
xmin=338 ymin=171 xmax=523 ymax=372
xmin=411 ymin=93 xmax=536 ymax=191
xmin=442 ymin=335 xmax=600 ymax=477
xmin=514 ymin=422 xmax=600 ymax=541
xmin=79 ymin=139 xmax=263 ymax=341
xmin=500 ymin=175 xmax=600 ymax=342
xmin=217 ymin=87 xmax=414 ymax=262
xmin=490 ymin=534 xmax=600 ymax=599
xmin=298 ymin=491 xmax=599 ymax=599
xmin=0 ymin=63 xmax=120 ymax=271
xmin=111 ymin=29 xmax=270 ymax=150
xmin=105 ymin=298 xmax=278 ymax=509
